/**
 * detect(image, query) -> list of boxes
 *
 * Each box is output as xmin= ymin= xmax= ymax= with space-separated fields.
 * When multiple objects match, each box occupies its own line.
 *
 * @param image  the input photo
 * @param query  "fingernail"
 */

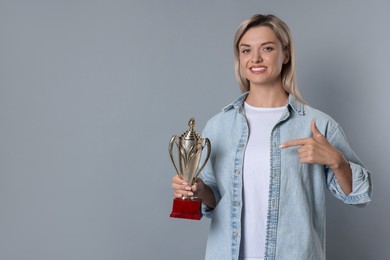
xmin=185 ymin=186 xmax=191 ymax=191
xmin=188 ymin=192 xmax=194 ymax=196
xmin=182 ymin=182 xmax=188 ymax=186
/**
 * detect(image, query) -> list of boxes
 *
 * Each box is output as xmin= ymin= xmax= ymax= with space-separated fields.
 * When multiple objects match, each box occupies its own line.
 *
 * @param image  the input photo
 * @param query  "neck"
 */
xmin=245 ymin=83 xmax=288 ymax=108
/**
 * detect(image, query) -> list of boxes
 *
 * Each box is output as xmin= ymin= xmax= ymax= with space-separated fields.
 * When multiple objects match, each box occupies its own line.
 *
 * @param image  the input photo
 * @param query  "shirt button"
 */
xmin=239 ymin=143 xmax=245 ymax=148
xmin=234 ymin=201 xmax=240 ymax=206
xmin=233 ymin=231 xmax=239 ymax=237
xmin=235 ymin=170 xmax=240 ymax=176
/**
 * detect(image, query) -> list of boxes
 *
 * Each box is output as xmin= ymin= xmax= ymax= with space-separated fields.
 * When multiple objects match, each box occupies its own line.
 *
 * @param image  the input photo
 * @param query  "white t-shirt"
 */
xmin=239 ymin=102 xmax=286 ymax=260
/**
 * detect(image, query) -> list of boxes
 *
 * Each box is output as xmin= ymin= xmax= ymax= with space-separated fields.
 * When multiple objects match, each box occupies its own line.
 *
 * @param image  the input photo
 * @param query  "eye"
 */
xmin=262 ymin=46 xmax=273 ymax=52
xmin=241 ymin=49 xmax=250 ymax=54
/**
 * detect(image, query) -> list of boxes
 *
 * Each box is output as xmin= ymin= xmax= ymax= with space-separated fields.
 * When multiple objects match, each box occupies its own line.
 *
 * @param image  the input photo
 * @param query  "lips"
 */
xmin=250 ymin=66 xmax=267 ymax=73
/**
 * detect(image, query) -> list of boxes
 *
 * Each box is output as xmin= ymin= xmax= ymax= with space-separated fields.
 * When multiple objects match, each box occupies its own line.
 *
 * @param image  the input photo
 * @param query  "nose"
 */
xmin=251 ymin=49 xmax=262 ymax=63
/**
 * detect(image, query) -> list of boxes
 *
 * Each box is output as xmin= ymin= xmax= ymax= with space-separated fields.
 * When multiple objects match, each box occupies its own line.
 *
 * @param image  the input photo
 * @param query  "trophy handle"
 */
xmin=194 ymin=138 xmax=211 ymax=181
xmin=169 ymin=135 xmax=181 ymax=177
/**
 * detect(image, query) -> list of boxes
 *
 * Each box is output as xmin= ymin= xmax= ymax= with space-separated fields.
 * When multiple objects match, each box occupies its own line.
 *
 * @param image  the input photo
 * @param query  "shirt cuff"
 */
xmin=329 ymin=161 xmax=372 ymax=207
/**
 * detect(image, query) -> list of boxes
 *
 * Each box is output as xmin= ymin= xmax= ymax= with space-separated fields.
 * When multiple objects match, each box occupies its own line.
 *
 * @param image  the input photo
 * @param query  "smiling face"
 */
xmin=238 ymin=26 xmax=289 ymax=89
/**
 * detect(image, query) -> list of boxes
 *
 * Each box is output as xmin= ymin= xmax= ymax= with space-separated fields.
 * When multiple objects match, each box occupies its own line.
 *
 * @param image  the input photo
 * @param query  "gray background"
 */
xmin=0 ymin=0 xmax=389 ymax=259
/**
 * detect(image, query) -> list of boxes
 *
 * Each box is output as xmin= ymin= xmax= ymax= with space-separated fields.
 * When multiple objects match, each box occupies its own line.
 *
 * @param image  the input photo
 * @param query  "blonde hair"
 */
xmin=233 ymin=14 xmax=305 ymax=103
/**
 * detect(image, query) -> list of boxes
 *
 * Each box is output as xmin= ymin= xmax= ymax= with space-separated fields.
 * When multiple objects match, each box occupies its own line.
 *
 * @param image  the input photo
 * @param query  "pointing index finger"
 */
xmin=279 ymin=138 xmax=309 ymax=148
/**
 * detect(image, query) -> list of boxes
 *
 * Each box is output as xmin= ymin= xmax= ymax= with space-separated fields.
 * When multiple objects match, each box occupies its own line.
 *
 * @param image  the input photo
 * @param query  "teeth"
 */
xmin=251 ymin=67 xmax=266 ymax=71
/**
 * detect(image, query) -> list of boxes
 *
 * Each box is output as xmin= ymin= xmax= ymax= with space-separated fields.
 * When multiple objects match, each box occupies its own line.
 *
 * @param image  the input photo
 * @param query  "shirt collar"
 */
xmin=222 ymin=92 xmax=249 ymax=111
xmin=222 ymin=91 xmax=305 ymax=116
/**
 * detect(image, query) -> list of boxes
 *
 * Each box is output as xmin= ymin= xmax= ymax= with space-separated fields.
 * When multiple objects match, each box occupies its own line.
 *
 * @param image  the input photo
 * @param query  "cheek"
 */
xmin=239 ymin=56 xmax=248 ymax=66
xmin=239 ymin=59 xmax=248 ymax=73
xmin=276 ymin=54 xmax=286 ymax=66
xmin=267 ymin=55 xmax=284 ymax=70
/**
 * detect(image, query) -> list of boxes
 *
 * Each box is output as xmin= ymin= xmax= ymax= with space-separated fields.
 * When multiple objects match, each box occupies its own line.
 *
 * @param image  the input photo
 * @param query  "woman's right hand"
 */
xmin=171 ymin=175 xmax=216 ymax=208
xmin=171 ymin=175 xmax=197 ymax=199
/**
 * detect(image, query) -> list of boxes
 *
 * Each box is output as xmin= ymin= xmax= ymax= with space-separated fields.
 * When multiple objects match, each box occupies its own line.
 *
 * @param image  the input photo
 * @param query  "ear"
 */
xmin=283 ymin=49 xmax=290 ymax=64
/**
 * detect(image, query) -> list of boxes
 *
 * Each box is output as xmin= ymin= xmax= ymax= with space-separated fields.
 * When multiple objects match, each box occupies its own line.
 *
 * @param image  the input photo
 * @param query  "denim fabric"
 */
xmin=199 ymin=92 xmax=372 ymax=260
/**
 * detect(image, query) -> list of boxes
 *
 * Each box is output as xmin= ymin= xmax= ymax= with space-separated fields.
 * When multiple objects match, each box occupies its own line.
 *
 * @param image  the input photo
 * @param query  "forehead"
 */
xmin=239 ymin=26 xmax=280 ymax=45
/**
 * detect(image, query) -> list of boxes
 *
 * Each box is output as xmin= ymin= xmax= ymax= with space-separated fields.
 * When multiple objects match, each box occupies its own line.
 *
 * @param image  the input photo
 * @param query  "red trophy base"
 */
xmin=170 ymin=198 xmax=203 ymax=220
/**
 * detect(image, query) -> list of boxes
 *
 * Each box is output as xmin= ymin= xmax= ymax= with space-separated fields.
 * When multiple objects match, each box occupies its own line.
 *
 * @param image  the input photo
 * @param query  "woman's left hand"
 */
xmin=279 ymin=120 xmax=344 ymax=168
xmin=280 ymin=120 xmax=353 ymax=195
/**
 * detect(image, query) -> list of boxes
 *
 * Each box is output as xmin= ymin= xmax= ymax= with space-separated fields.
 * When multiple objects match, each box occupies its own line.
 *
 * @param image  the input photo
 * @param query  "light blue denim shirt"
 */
xmin=199 ymin=92 xmax=372 ymax=260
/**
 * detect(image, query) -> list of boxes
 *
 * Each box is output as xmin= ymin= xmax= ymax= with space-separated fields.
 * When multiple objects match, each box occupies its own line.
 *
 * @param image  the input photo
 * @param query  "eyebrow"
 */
xmin=239 ymin=41 xmax=277 ymax=48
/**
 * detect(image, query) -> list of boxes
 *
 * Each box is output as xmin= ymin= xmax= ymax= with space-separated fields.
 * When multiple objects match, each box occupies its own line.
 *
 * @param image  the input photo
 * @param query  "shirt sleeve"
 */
xmin=198 ymin=123 xmax=221 ymax=218
xmin=325 ymin=124 xmax=372 ymax=207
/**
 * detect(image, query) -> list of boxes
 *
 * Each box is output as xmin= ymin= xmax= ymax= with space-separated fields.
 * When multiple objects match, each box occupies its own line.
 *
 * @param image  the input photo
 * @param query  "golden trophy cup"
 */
xmin=169 ymin=118 xmax=211 ymax=220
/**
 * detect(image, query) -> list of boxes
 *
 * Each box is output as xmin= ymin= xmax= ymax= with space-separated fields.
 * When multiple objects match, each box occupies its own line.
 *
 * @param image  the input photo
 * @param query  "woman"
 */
xmin=172 ymin=14 xmax=372 ymax=260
